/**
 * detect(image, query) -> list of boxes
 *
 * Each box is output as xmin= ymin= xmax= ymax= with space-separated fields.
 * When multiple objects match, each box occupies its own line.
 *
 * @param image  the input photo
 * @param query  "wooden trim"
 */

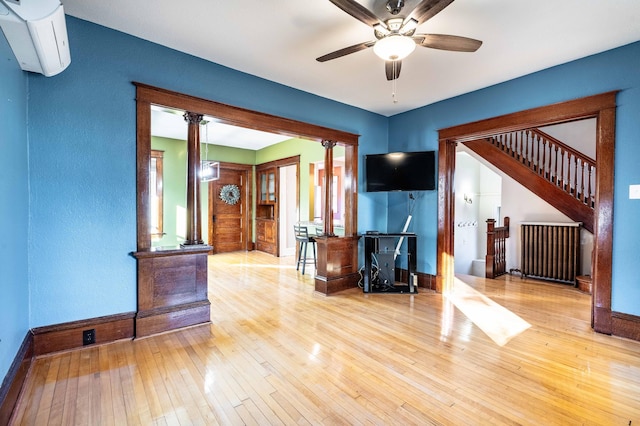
xmin=133 ymin=247 xmax=210 ymax=337
xmin=0 ymin=332 xmax=33 ymax=426
xmin=437 ymin=138 xmax=456 ymax=294
xmin=439 ymin=91 xmax=617 ymax=141
xmin=135 ymin=82 xmax=359 ymax=304
xmin=611 ymin=312 xmax=640 ymax=341
xmin=592 ymin=106 xmax=616 ymax=334
xmin=256 ymin=155 xmax=301 ymax=170
xmin=437 ymin=91 xmax=618 ymax=336
xmin=397 ymin=269 xmax=435 ymax=291
xmin=136 ymin=95 xmax=152 ymax=250
xmin=314 ymin=273 xmax=361 ymax=295
xmin=134 ymin=82 xmax=360 ymax=145
xmin=314 ymin=235 xmax=361 ymax=294
xmin=343 ymin=144 xmax=358 ymax=236
xmin=31 ymin=312 xmax=135 ymax=356
xmin=135 ymin=301 xmax=211 ymax=338
xmin=150 ymin=150 xmax=164 ymax=239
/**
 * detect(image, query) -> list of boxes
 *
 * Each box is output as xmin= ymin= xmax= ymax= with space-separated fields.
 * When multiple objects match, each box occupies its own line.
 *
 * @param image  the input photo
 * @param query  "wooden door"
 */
xmin=208 ymin=165 xmax=251 ymax=254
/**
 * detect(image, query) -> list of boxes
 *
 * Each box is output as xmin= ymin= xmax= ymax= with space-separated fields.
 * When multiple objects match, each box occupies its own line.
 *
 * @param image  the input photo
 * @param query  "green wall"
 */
xmin=203 ymin=143 xmax=256 ymax=165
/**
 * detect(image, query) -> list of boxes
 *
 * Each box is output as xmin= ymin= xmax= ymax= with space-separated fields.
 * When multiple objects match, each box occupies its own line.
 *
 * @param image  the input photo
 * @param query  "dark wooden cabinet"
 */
xmin=255 ymin=165 xmax=278 ymax=256
xmin=255 ymin=218 xmax=277 ymax=255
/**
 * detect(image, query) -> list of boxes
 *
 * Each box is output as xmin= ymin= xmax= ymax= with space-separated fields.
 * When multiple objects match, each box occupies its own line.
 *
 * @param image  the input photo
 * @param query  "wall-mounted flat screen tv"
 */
xmin=365 ymin=151 xmax=436 ymax=192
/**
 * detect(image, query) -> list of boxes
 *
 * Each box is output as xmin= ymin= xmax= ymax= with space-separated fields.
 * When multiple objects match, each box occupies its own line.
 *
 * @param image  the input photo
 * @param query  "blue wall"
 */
xmin=388 ymin=41 xmax=640 ymax=316
xmin=0 ymin=34 xmax=30 ymax=381
xmin=25 ymin=17 xmax=388 ymax=328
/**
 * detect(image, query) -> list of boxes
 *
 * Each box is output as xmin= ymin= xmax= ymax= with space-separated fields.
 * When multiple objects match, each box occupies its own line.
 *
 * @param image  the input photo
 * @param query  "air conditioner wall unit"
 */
xmin=0 ymin=0 xmax=71 ymax=77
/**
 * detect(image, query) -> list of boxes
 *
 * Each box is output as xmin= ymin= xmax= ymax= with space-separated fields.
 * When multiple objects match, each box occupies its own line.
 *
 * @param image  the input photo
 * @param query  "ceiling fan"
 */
xmin=317 ymin=0 xmax=482 ymax=81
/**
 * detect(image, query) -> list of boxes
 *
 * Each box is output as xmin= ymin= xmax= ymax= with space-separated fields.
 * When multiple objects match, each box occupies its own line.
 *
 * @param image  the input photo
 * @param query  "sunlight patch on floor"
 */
xmin=446 ymin=277 xmax=531 ymax=346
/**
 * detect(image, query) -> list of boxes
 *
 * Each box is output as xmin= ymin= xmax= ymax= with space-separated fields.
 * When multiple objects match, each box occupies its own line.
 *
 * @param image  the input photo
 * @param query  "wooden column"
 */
xmin=321 ymin=140 xmax=336 ymax=236
xmin=183 ymin=112 xmax=204 ymax=246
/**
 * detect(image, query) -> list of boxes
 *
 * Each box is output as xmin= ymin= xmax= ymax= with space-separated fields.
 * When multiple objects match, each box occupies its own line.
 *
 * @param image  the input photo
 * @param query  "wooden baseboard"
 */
xmin=397 ymin=269 xmax=435 ymax=291
xmin=314 ymin=272 xmax=360 ymax=295
xmin=0 ymin=332 xmax=33 ymax=426
xmin=612 ymin=311 xmax=640 ymax=341
xmin=31 ymin=312 xmax=135 ymax=356
xmin=135 ymin=301 xmax=211 ymax=338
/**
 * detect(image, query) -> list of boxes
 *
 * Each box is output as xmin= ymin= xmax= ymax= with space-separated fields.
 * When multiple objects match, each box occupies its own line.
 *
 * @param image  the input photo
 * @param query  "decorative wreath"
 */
xmin=219 ymin=184 xmax=241 ymax=205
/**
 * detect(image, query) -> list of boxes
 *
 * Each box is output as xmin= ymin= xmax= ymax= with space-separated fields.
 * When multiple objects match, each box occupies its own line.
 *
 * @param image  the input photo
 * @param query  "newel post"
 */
xmin=485 ymin=219 xmax=496 ymax=279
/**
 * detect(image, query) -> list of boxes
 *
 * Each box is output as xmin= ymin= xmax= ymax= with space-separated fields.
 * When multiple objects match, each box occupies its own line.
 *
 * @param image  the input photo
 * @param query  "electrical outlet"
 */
xmin=83 ymin=329 xmax=96 ymax=346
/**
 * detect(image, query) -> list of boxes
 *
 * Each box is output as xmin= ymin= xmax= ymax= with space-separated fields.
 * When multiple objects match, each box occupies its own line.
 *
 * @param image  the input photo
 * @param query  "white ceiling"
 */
xmin=63 ymin=0 xmax=640 ymax=118
xmin=150 ymin=106 xmax=291 ymax=150
xmin=64 ymin=0 xmax=640 ymax=148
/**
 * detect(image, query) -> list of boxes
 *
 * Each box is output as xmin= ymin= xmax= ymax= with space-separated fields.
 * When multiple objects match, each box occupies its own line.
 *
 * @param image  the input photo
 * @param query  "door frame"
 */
xmin=437 ymin=91 xmax=617 ymax=335
xmin=256 ymin=155 xmax=301 ymax=257
xmin=279 ymin=163 xmax=299 ymax=257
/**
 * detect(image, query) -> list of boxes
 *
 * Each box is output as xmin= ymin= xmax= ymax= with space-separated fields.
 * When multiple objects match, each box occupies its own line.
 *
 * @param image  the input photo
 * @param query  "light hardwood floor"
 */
xmin=11 ymin=251 xmax=640 ymax=425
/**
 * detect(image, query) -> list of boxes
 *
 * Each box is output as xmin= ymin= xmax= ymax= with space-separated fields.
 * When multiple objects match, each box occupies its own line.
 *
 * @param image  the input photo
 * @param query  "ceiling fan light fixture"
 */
xmin=373 ymin=35 xmax=416 ymax=61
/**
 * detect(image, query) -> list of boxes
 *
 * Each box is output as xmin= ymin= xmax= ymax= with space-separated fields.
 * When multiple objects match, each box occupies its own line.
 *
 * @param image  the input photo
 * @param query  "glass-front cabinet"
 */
xmin=259 ymin=168 xmax=276 ymax=204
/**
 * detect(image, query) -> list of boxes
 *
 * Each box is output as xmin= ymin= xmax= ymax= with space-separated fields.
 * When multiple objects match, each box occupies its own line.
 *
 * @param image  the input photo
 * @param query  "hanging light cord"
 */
xmin=392 ymin=61 xmax=398 ymax=104
xmin=202 ymin=120 xmax=209 ymax=160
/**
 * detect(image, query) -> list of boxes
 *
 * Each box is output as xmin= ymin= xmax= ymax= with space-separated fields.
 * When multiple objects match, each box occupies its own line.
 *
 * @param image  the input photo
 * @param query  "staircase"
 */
xmin=464 ymin=128 xmax=595 ymax=233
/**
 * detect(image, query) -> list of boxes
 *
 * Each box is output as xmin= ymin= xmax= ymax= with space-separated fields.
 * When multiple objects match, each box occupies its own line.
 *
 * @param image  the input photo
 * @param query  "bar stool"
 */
xmin=294 ymin=224 xmax=316 ymax=275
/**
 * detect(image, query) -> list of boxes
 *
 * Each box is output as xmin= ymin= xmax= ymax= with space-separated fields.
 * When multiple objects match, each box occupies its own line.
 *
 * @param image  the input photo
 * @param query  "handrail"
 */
xmin=488 ymin=127 xmax=596 ymax=208
xmin=530 ymin=129 xmax=595 ymax=166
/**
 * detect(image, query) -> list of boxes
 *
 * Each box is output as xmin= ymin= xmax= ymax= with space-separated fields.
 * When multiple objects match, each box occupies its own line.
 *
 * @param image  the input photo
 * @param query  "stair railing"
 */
xmin=488 ymin=129 xmax=596 ymax=208
xmin=486 ymin=217 xmax=509 ymax=279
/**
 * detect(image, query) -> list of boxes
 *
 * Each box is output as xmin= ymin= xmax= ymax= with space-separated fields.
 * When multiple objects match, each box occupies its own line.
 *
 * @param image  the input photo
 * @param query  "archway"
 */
xmin=436 ymin=92 xmax=616 ymax=334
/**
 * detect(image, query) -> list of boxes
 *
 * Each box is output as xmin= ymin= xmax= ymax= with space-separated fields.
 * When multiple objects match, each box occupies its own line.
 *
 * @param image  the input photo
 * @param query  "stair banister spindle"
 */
xmin=536 ymin=133 xmax=542 ymax=175
xmin=575 ymin=155 xmax=580 ymax=199
xmin=523 ymin=130 xmax=530 ymax=167
xmin=583 ymin=161 xmax=589 ymax=204
xmin=527 ymin=130 xmax=533 ymax=169
xmin=584 ymin=160 xmax=589 ymax=201
xmin=589 ymin=166 xmax=596 ymax=207
xmin=560 ymin=147 xmax=565 ymax=190
xmin=542 ymin=138 xmax=547 ymax=179
xmin=551 ymin=145 xmax=558 ymax=185
xmin=574 ymin=156 xmax=580 ymax=201
xmin=517 ymin=132 xmax=522 ymax=162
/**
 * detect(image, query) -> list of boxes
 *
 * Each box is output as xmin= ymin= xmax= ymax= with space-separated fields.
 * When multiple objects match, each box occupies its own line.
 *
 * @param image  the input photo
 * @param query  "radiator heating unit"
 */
xmin=520 ymin=222 xmax=581 ymax=285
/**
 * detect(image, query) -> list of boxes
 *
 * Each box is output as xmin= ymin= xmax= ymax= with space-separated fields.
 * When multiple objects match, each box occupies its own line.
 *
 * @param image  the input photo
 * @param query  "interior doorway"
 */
xmin=279 ymin=164 xmax=298 ymax=257
xmin=437 ymin=92 xmax=616 ymax=335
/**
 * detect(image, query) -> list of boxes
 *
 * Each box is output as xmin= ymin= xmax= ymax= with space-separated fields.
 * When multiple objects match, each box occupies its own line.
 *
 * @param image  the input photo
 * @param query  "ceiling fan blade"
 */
xmin=316 ymin=41 xmax=376 ymax=62
xmin=410 ymin=0 xmax=454 ymax=24
xmin=328 ymin=0 xmax=383 ymax=28
xmin=385 ymin=60 xmax=402 ymax=81
xmin=415 ymin=34 xmax=482 ymax=52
